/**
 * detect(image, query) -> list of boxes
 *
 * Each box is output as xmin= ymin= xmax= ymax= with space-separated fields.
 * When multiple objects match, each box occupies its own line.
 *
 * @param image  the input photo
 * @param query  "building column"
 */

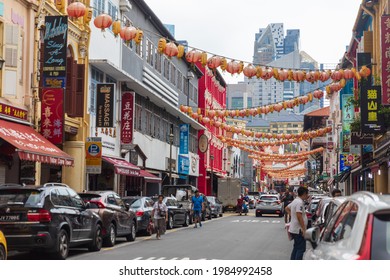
xmin=63 ymin=141 xmax=85 ymax=192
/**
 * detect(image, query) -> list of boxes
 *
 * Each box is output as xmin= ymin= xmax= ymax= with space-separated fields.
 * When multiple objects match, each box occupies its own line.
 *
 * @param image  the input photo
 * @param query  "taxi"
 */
xmin=0 ymin=230 xmax=7 ymax=260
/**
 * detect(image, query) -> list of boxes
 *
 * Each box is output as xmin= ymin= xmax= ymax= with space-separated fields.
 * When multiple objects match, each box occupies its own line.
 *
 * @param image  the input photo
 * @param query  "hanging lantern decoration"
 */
xmin=94 ymin=14 xmax=113 ymax=31
xmin=185 ymin=49 xmax=202 ymax=64
xmin=226 ymin=60 xmax=240 ymax=75
xmin=273 ymin=103 xmax=283 ymax=112
xmin=344 ymin=69 xmax=354 ymax=79
xmin=67 ymin=1 xmax=86 ymax=18
xmin=331 ymin=70 xmax=343 ymax=81
xmin=134 ymin=29 xmax=143 ymax=44
xmin=278 ymin=69 xmax=288 ymax=81
xmin=158 ymin=38 xmax=167 ymax=54
xmin=177 ymin=45 xmax=185 ymax=59
xmin=56 ymin=0 xmax=65 ymax=12
xmin=305 ymin=71 xmax=317 ymax=83
xmin=359 ymin=66 xmax=371 ymax=78
xmin=262 ymin=68 xmax=274 ymax=80
xmin=243 ymin=64 xmax=257 ymax=78
xmin=112 ymin=21 xmax=121 ymax=37
xmin=207 ymin=56 xmax=222 ymax=70
xmin=164 ymin=42 xmax=179 ymax=57
xmin=120 ymin=26 xmax=137 ymax=44
xmin=200 ymin=52 xmax=208 ymax=67
xmin=84 ymin=7 xmax=93 ymax=24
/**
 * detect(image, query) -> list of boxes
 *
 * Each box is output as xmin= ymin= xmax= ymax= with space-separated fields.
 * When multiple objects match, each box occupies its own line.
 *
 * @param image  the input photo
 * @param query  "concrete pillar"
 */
xmin=62 ymin=141 xmax=85 ymax=192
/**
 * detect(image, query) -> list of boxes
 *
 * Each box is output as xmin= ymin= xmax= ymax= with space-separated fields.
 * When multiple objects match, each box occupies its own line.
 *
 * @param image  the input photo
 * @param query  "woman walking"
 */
xmin=151 ymin=195 xmax=168 ymax=240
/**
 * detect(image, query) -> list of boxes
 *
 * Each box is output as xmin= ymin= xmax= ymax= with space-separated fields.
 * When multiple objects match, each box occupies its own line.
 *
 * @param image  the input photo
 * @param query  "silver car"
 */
xmin=206 ymin=196 xmax=223 ymax=218
xmin=304 ymin=191 xmax=390 ymax=260
xmin=255 ymin=194 xmax=283 ymax=217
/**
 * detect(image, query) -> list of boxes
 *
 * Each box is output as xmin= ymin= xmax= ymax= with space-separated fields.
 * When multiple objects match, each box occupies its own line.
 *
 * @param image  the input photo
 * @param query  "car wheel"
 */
xmin=54 ymin=229 xmax=69 ymax=260
xmin=126 ymin=221 xmax=136 ymax=242
xmin=219 ymin=212 xmax=223 ymax=217
xmin=167 ymin=215 xmax=174 ymax=229
xmin=104 ymin=223 xmax=116 ymax=247
xmin=256 ymin=212 xmax=260 ymax=217
xmin=0 ymin=245 xmax=6 ymax=260
xmin=183 ymin=214 xmax=189 ymax=227
xmin=89 ymin=224 xmax=103 ymax=252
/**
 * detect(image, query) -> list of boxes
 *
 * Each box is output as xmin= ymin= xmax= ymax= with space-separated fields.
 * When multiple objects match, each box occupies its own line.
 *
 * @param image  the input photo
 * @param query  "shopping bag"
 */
xmin=147 ymin=220 xmax=155 ymax=235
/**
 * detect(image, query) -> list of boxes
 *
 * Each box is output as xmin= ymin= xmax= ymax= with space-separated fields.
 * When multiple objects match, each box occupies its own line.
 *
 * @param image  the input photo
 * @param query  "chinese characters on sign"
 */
xmin=40 ymin=88 xmax=64 ymax=144
xmin=179 ymin=124 xmax=189 ymax=155
xmin=43 ymin=16 xmax=68 ymax=88
xmin=360 ymin=86 xmax=384 ymax=133
xmin=381 ymin=16 xmax=390 ymax=105
xmin=121 ymin=92 xmax=134 ymax=147
xmin=96 ymin=84 xmax=115 ymax=128
xmin=0 ymin=103 xmax=28 ymax=121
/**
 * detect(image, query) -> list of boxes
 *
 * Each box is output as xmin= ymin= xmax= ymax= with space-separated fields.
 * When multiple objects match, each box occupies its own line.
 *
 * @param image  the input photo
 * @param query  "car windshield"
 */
xmin=79 ymin=193 xmax=101 ymax=202
xmin=127 ymin=199 xmax=141 ymax=209
xmin=0 ymin=189 xmax=44 ymax=207
xmin=260 ymin=196 xmax=278 ymax=201
xmin=371 ymin=211 xmax=390 ymax=260
xmin=206 ymin=196 xmax=215 ymax=203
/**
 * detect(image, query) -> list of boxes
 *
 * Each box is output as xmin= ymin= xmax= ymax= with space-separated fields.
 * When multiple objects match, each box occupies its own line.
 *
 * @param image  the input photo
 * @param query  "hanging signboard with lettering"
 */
xmin=40 ymin=88 xmax=64 ymax=144
xmin=96 ymin=83 xmax=115 ymax=128
xmin=360 ymin=86 xmax=385 ymax=134
xmin=381 ymin=15 xmax=390 ymax=105
xmin=121 ymin=92 xmax=134 ymax=148
xmin=179 ymin=124 xmax=189 ymax=155
xmin=43 ymin=16 xmax=68 ymax=88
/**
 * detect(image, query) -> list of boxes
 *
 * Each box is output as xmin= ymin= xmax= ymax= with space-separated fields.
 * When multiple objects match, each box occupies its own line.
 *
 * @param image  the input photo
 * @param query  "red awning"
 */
xmin=102 ymin=156 xmax=140 ymax=176
xmin=0 ymin=119 xmax=74 ymax=166
xmin=140 ymin=169 xmax=161 ymax=183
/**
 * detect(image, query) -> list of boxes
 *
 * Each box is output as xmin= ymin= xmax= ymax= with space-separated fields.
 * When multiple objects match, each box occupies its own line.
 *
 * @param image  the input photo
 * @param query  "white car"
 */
xmin=304 ymin=191 xmax=390 ymax=260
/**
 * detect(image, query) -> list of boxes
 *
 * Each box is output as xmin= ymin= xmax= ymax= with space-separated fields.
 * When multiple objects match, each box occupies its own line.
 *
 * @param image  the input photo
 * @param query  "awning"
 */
xmin=339 ymin=172 xmax=351 ymax=183
xmin=327 ymin=178 xmax=334 ymax=186
xmin=0 ymin=119 xmax=74 ymax=166
xmin=102 ymin=156 xmax=140 ymax=176
xmin=140 ymin=170 xmax=161 ymax=183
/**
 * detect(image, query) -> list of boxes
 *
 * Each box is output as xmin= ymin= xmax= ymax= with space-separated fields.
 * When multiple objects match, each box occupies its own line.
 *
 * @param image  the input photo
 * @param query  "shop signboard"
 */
xmin=121 ymin=91 xmax=134 ymax=148
xmin=96 ymin=83 xmax=115 ymax=128
xmin=351 ymin=131 xmax=373 ymax=145
xmin=43 ymin=16 xmax=68 ymax=88
xmin=381 ymin=15 xmax=390 ymax=105
xmin=178 ymin=154 xmax=190 ymax=175
xmin=360 ymin=86 xmax=385 ymax=133
xmin=86 ymin=137 xmax=102 ymax=174
xmin=0 ymin=102 xmax=28 ymax=121
xmin=40 ymin=88 xmax=64 ymax=144
xmin=179 ymin=124 xmax=189 ymax=155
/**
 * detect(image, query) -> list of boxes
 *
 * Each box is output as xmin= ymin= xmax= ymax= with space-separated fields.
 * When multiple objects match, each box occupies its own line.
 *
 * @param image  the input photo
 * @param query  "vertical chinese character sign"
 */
xmin=381 ymin=15 xmax=390 ymax=105
xmin=360 ymin=86 xmax=384 ymax=133
xmin=121 ymin=92 xmax=134 ymax=147
xmin=41 ymin=88 xmax=64 ymax=144
xmin=179 ymin=124 xmax=189 ymax=155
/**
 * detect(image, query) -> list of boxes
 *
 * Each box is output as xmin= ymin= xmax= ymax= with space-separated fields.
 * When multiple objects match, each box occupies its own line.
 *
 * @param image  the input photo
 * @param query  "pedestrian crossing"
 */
xmin=132 ymin=257 xmax=219 ymax=260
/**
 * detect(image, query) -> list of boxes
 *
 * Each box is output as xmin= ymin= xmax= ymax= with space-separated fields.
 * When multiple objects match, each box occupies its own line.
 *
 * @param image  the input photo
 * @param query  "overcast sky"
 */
xmin=144 ymin=0 xmax=362 ymax=83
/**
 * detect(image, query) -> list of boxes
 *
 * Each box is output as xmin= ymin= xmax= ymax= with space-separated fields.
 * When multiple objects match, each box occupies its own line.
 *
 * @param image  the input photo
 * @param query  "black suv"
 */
xmin=79 ymin=191 xmax=137 ymax=246
xmin=0 ymin=183 xmax=103 ymax=259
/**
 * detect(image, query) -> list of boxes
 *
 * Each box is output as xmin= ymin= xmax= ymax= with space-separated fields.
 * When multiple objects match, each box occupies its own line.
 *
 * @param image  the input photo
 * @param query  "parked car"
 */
xmin=304 ymin=191 xmax=390 ymax=260
xmin=122 ymin=196 xmax=154 ymax=235
xmin=79 ymin=191 xmax=137 ymax=247
xmin=0 ymin=230 xmax=7 ymax=260
xmin=206 ymin=196 xmax=223 ymax=218
xmin=255 ymin=194 xmax=283 ymax=217
xmin=247 ymin=195 xmax=257 ymax=209
xmin=201 ymin=195 xmax=213 ymax=221
xmin=151 ymin=196 xmax=190 ymax=229
xmin=306 ymin=198 xmax=322 ymax=228
xmin=312 ymin=196 xmax=346 ymax=231
xmin=0 ymin=183 xmax=102 ymax=259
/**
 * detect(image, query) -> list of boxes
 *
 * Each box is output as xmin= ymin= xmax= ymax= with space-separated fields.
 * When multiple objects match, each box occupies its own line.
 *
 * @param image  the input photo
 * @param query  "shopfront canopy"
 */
xmin=102 ymin=156 xmax=140 ymax=176
xmin=139 ymin=169 xmax=161 ymax=183
xmin=0 ymin=119 xmax=74 ymax=166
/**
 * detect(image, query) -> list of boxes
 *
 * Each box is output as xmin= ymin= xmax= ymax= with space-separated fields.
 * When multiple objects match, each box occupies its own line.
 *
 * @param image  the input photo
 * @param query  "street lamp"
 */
xmin=169 ymin=131 xmax=174 ymax=185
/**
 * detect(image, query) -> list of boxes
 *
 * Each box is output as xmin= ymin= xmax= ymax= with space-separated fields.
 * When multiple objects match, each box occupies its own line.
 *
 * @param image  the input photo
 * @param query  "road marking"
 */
xmin=132 ymin=257 xmax=217 ymax=260
xmin=134 ymin=257 xmax=143 ymax=260
xmin=157 ymin=257 xmax=166 ymax=260
xmin=146 ymin=257 xmax=156 ymax=260
xmin=230 ymin=219 xmax=281 ymax=223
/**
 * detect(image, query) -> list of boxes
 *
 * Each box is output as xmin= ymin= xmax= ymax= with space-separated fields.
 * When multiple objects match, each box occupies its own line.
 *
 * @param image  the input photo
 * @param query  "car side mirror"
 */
xmin=179 ymin=204 xmax=183 ymax=208
xmin=304 ymin=227 xmax=320 ymax=249
xmin=125 ymin=203 xmax=130 ymax=211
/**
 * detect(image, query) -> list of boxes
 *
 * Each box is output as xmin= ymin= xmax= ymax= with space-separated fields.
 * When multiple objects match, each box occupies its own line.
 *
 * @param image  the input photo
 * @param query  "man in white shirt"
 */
xmin=285 ymin=186 xmax=309 ymax=260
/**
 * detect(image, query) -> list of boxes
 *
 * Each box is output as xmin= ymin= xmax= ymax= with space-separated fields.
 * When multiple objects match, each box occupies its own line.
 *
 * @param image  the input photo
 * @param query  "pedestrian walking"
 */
xmin=285 ymin=186 xmax=309 ymax=260
xmin=236 ymin=195 xmax=244 ymax=215
xmin=191 ymin=190 xmax=204 ymax=228
xmin=281 ymin=189 xmax=294 ymax=223
xmin=151 ymin=195 xmax=168 ymax=240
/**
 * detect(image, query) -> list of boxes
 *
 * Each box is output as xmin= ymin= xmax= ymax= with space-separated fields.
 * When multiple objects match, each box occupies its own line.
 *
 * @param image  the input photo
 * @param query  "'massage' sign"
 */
xmin=96 ymin=83 xmax=115 ymax=128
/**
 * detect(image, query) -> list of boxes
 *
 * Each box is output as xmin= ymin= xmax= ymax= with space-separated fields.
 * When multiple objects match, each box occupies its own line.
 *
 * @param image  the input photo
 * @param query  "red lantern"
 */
xmin=243 ymin=64 xmax=257 ymax=78
xmin=278 ymin=69 xmax=288 ymax=81
xmin=344 ymin=69 xmax=354 ymax=79
xmin=331 ymin=70 xmax=343 ymax=81
xmin=67 ymin=1 xmax=86 ymax=18
xmin=214 ymin=121 xmax=222 ymax=128
xmin=164 ymin=42 xmax=179 ymax=57
xmin=226 ymin=60 xmax=240 ymax=75
xmin=319 ymin=71 xmax=330 ymax=82
xmin=185 ymin=50 xmax=201 ymax=64
xmin=261 ymin=68 xmax=274 ymax=80
xmin=273 ymin=103 xmax=283 ymax=112
xmin=208 ymin=110 xmax=216 ymax=118
xmin=94 ymin=14 xmax=113 ymax=31
xmin=120 ymin=26 xmax=137 ymax=42
xmin=207 ymin=56 xmax=222 ymax=69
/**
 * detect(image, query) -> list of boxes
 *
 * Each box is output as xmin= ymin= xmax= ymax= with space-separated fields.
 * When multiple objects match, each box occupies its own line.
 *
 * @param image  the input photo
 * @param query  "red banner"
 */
xmin=41 ymin=88 xmax=64 ymax=144
xmin=121 ymin=92 xmax=134 ymax=145
xmin=0 ymin=102 xmax=28 ymax=121
xmin=381 ymin=16 xmax=390 ymax=105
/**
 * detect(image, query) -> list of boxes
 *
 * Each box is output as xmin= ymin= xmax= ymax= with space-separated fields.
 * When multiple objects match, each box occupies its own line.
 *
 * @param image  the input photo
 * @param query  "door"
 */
xmin=68 ymin=188 xmax=94 ymax=240
xmin=114 ymin=193 xmax=132 ymax=235
xmin=56 ymin=188 xmax=82 ymax=241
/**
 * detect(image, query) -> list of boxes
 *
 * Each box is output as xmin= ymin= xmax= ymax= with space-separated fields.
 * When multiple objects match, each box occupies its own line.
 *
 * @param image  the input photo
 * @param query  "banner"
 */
xmin=341 ymin=89 xmax=354 ymax=153
xmin=43 ymin=16 xmax=68 ymax=88
xmin=178 ymin=154 xmax=190 ymax=175
xmin=179 ymin=124 xmax=189 ymax=154
xmin=381 ymin=15 xmax=390 ymax=105
xmin=96 ymin=83 xmax=115 ymax=128
xmin=360 ymin=86 xmax=385 ymax=133
xmin=41 ymin=88 xmax=64 ymax=144
xmin=86 ymin=137 xmax=102 ymax=174
xmin=121 ymin=92 xmax=134 ymax=147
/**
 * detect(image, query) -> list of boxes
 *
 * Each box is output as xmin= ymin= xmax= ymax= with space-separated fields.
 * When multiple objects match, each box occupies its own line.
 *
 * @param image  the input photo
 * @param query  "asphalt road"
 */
xmin=68 ymin=210 xmax=292 ymax=260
